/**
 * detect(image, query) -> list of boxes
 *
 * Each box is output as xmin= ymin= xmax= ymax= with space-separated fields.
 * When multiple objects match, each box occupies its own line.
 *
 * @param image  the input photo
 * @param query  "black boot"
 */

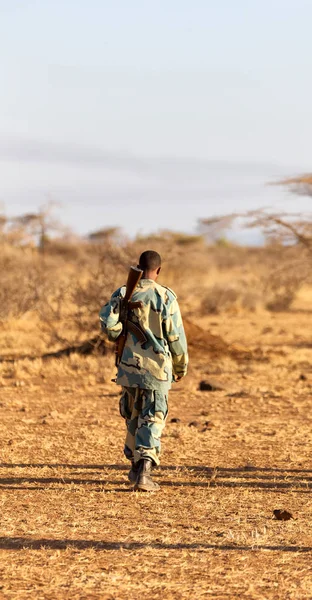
xmin=128 ymin=460 xmax=139 ymax=483
xmin=134 ymin=458 xmax=160 ymax=492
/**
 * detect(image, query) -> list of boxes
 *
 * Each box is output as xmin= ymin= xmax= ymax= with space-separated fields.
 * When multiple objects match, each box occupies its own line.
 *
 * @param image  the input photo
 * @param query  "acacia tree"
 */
xmin=277 ymin=173 xmax=312 ymax=198
xmin=199 ymin=214 xmax=236 ymax=244
xmin=267 ymin=173 xmax=312 ymax=250
xmin=0 ymin=215 xmax=7 ymax=242
xmin=10 ymin=202 xmax=62 ymax=253
xmin=88 ymin=226 xmax=124 ymax=245
xmin=199 ymin=203 xmax=312 ymax=311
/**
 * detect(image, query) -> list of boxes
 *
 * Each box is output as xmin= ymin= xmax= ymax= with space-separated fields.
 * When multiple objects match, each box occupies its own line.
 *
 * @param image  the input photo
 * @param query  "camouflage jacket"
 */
xmin=99 ymin=279 xmax=188 ymax=392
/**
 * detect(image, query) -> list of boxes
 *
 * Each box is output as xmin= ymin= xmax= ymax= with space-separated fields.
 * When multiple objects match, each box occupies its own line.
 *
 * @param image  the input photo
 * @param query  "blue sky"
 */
xmin=0 ymin=0 xmax=311 ymax=238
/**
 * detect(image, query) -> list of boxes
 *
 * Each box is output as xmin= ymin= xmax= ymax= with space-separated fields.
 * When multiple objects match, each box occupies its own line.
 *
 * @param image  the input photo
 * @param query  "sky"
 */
xmin=0 ymin=0 xmax=311 ymax=239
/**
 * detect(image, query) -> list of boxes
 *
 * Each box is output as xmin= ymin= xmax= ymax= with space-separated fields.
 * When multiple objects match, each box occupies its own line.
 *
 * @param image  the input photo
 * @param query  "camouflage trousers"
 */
xmin=119 ymin=387 xmax=168 ymax=466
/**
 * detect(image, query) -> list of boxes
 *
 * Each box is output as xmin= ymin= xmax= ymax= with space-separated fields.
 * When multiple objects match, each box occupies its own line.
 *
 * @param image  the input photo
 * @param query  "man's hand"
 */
xmin=174 ymin=374 xmax=184 ymax=382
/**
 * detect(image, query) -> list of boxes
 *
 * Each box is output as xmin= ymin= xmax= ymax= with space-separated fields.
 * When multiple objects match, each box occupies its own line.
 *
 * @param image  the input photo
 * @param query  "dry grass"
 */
xmin=0 ymin=240 xmax=312 ymax=598
xmin=1 ymin=306 xmax=312 ymax=598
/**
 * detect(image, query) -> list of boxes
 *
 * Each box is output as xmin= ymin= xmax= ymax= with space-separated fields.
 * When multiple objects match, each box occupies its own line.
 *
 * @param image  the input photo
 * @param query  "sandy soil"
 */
xmin=0 ymin=302 xmax=312 ymax=599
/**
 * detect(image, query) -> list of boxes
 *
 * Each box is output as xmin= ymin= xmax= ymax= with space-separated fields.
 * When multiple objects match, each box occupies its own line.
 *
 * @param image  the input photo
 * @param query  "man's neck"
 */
xmin=142 ymin=271 xmax=157 ymax=281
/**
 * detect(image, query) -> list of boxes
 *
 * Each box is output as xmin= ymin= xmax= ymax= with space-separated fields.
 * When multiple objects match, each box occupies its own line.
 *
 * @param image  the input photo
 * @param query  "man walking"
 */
xmin=99 ymin=250 xmax=188 ymax=492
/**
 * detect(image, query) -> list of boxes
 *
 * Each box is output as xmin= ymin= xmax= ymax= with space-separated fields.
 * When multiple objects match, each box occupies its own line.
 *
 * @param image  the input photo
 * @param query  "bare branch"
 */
xmin=273 ymin=173 xmax=312 ymax=197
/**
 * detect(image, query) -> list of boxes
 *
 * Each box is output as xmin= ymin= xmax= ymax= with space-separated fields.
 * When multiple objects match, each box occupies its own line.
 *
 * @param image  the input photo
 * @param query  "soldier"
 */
xmin=99 ymin=250 xmax=188 ymax=492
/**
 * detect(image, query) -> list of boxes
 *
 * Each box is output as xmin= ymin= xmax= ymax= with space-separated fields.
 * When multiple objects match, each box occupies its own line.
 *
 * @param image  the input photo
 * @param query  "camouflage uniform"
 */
xmin=99 ymin=278 xmax=188 ymax=466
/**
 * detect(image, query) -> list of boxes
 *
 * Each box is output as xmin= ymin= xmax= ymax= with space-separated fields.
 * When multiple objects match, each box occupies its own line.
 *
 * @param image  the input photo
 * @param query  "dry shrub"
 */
xmin=262 ymin=269 xmax=306 ymax=312
xmin=1 ymin=225 xmax=312 ymax=356
xmin=201 ymin=250 xmax=308 ymax=315
xmin=133 ymin=231 xmax=209 ymax=299
xmin=201 ymin=284 xmax=239 ymax=314
xmin=35 ymin=244 xmax=135 ymax=348
xmin=3 ymin=353 xmax=114 ymax=384
xmin=201 ymin=282 xmax=262 ymax=314
xmin=260 ymin=249 xmax=309 ymax=312
xmin=0 ymin=251 xmax=42 ymax=319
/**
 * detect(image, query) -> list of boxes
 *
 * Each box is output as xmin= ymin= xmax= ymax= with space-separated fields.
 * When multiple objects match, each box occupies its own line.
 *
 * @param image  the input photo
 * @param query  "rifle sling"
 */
xmin=127 ymin=320 xmax=148 ymax=344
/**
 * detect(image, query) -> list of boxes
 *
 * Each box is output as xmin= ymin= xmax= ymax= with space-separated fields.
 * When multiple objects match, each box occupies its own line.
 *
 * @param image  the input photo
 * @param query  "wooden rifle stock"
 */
xmin=115 ymin=266 xmax=143 ymax=367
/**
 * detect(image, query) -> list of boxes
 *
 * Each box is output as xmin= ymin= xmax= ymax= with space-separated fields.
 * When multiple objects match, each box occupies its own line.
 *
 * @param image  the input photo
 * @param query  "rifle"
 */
xmin=115 ymin=266 xmax=144 ymax=367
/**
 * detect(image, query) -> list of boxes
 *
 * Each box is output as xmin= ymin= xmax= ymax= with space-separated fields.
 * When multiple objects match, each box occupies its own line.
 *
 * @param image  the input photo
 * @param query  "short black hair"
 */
xmin=139 ymin=250 xmax=161 ymax=271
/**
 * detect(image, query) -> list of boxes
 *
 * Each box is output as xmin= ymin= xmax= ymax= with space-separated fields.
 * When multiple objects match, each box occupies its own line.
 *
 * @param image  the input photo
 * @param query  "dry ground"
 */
xmin=1 ymin=292 xmax=312 ymax=599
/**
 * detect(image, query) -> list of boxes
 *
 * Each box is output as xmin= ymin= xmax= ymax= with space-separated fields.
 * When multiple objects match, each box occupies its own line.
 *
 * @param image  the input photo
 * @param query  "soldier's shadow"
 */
xmin=0 ymin=463 xmax=311 ymax=492
xmin=0 ymin=536 xmax=311 ymax=552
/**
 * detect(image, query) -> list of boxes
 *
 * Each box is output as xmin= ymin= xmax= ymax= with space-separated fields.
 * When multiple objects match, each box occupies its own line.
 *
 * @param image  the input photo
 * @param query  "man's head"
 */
xmin=138 ymin=250 xmax=161 ymax=280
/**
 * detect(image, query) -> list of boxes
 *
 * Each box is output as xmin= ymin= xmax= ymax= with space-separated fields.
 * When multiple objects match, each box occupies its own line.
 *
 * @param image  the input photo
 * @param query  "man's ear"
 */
xmin=156 ymin=266 xmax=161 ymax=275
